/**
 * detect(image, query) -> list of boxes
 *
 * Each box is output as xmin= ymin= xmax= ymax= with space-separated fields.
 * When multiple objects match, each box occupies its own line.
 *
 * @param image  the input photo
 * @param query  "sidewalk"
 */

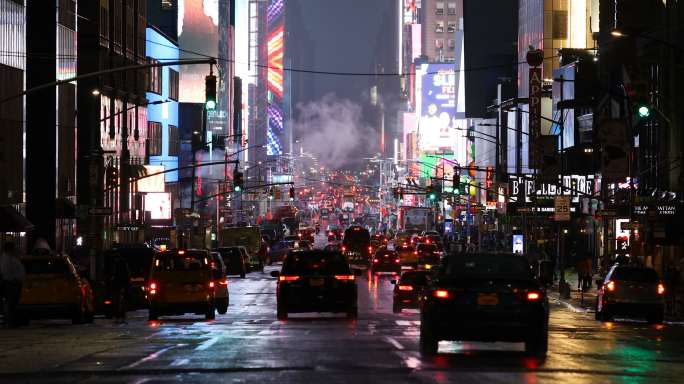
xmin=549 ymin=270 xmax=597 ymax=313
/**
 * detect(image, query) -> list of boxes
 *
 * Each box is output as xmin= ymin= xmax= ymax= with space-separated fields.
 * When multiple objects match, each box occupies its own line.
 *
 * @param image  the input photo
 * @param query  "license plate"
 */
xmin=477 ymin=293 xmax=499 ymax=306
xmin=309 ymin=278 xmax=324 ymax=287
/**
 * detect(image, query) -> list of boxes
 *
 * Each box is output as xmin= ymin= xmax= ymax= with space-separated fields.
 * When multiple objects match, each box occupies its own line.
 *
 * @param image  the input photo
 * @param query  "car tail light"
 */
xmin=368 ymin=246 xmax=373 ymax=253
xmin=657 ymin=283 xmax=665 ymax=295
xmin=425 ymin=239 xmax=430 ymax=244
xmin=526 ymin=291 xmax=541 ymax=301
xmin=373 ymin=258 xmax=379 ymax=263
xmin=329 ymin=232 xmax=334 ymax=236
xmin=219 ymin=279 xmax=229 ymax=286
xmin=433 ymin=290 xmax=449 ymax=299
xmin=104 ymin=300 xmax=112 ymax=305
xmin=149 ymin=282 xmax=157 ymax=295
xmin=208 ymin=281 xmax=215 ymax=289
xmin=394 ymin=258 xmax=400 ymax=263
xmin=341 ymin=246 xmax=346 ymax=252
xmin=279 ymin=275 xmax=300 ymax=281
xmin=606 ymin=280 xmax=616 ymax=292
xmin=398 ymin=285 xmax=413 ymax=291
xmin=334 ymin=275 xmax=355 ymax=281
xmin=414 ymin=251 xmax=418 ymax=256
xmin=178 ymin=250 xmax=185 ymax=255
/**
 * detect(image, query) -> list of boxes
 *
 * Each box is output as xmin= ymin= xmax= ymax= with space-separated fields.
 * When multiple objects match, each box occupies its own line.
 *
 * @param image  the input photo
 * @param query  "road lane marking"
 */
xmin=169 ymin=358 xmax=189 ymax=367
xmin=384 ymin=336 xmax=404 ymax=350
xmin=121 ymin=345 xmax=177 ymax=369
xmin=195 ymin=336 xmax=221 ymax=351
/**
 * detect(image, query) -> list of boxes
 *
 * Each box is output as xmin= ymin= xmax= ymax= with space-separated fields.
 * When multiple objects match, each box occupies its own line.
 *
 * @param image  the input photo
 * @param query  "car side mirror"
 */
xmin=353 ymin=269 xmax=362 ymax=276
xmin=390 ymin=279 xmax=397 ymax=285
xmin=270 ymin=271 xmax=280 ymax=278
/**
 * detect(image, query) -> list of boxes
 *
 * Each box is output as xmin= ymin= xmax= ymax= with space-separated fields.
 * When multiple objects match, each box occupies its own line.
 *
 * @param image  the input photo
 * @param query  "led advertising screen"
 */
xmin=266 ymin=0 xmax=285 ymax=156
xmin=137 ymin=165 xmax=166 ymax=193
xmin=145 ymin=192 xmax=172 ymax=220
xmin=418 ymin=64 xmax=458 ymax=152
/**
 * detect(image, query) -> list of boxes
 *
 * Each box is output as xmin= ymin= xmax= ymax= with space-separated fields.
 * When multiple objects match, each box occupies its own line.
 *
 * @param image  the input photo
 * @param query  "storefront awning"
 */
xmin=0 ymin=205 xmax=34 ymax=233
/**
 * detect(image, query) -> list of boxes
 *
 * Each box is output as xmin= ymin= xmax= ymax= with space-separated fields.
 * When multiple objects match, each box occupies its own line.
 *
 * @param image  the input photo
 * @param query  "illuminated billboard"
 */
xmin=137 ymin=165 xmax=166 ymax=193
xmin=417 ymin=63 xmax=458 ymax=152
xmin=145 ymin=192 xmax=172 ymax=220
xmin=266 ymin=0 xmax=285 ymax=156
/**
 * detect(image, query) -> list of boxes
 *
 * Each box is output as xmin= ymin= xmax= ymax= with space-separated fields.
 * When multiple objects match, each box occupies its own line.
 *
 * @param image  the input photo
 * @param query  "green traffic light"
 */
xmin=234 ymin=185 xmax=241 ymax=192
xmin=429 ymin=193 xmax=436 ymax=200
xmin=206 ymin=100 xmax=216 ymax=110
xmin=637 ymin=105 xmax=650 ymax=118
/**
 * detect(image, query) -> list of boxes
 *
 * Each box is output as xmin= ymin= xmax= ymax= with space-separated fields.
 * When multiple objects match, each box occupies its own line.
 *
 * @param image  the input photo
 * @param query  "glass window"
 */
xmin=168 ymin=125 xmax=179 ymax=156
xmin=147 ymin=122 xmax=162 ymax=156
xmin=161 ymin=0 xmax=174 ymax=9
xmin=435 ymin=2 xmax=444 ymax=15
xmin=611 ymin=268 xmax=659 ymax=283
xmin=168 ymin=69 xmax=179 ymax=101
xmin=147 ymin=58 xmax=162 ymax=94
xmin=553 ymin=10 xmax=568 ymax=39
xmin=282 ymin=251 xmax=351 ymax=276
xmin=23 ymin=259 xmax=70 ymax=275
xmin=435 ymin=21 xmax=444 ymax=33
xmin=447 ymin=22 xmax=457 ymax=33
xmin=447 ymin=39 xmax=456 ymax=50
xmin=435 ymin=39 xmax=444 ymax=49
xmin=447 ymin=2 xmax=457 ymax=15
xmin=443 ymin=255 xmax=533 ymax=280
xmin=153 ymin=251 xmax=211 ymax=272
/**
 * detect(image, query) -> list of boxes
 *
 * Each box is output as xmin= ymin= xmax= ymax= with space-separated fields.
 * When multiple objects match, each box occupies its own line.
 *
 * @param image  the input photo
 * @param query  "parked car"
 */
xmin=18 ymin=255 xmax=95 ymax=324
xmin=595 ymin=265 xmax=665 ymax=323
xmin=210 ymin=252 xmax=230 ymax=314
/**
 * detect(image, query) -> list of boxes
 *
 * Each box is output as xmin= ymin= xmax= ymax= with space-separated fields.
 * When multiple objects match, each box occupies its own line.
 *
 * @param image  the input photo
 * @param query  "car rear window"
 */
xmin=442 ymin=255 xmax=532 ymax=280
xmin=376 ymin=250 xmax=397 ymax=258
xmin=612 ymin=267 xmax=659 ymax=283
xmin=417 ymin=244 xmax=438 ymax=252
xmin=24 ymin=259 xmax=70 ymax=274
xmin=400 ymin=272 xmax=429 ymax=285
xmin=154 ymin=251 xmax=211 ymax=272
xmin=282 ymin=251 xmax=351 ymax=275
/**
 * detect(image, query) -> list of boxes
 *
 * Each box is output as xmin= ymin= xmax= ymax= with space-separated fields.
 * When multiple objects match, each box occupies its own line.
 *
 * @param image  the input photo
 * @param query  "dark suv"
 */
xmin=420 ymin=253 xmax=549 ymax=357
xmin=272 ymin=251 xmax=358 ymax=320
xmin=596 ymin=265 xmax=665 ymax=323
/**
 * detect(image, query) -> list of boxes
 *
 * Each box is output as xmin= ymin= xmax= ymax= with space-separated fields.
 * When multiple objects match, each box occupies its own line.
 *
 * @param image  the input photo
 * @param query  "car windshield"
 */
xmin=441 ymin=254 xmax=533 ymax=280
xmin=23 ymin=259 xmax=70 ymax=275
xmin=153 ymin=251 xmax=211 ymax=272
xmin=612 ymin=267 xmax=659 ymax=283
xmin=417 ymin=244 xmax=438 ymax=253
xmin=282 ymin=251 xmax=351 ymax=276
xmin=400 ymin=272 xmax=429 ymax=285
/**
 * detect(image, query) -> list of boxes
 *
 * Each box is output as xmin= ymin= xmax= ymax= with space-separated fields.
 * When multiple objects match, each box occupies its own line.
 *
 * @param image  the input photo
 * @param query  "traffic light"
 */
xmin=232 ymin=167 xmax=243 ymax=192
xmin=426 ymin=185 xmax=437 ymax=201
xmin=205 ymin=74 xmax=217 ymax=111
xmin=268 ymin=188 xmax=274 ymax=200
xmin=289 ymin=187 xmax=295 ymax=201
xmin=632 ymin=80 xmax=651 ymax=120
xmin=636 ymin=104 xmax=651 ymax=119
xmin=106 ymin=166 xmax=119 ymax=187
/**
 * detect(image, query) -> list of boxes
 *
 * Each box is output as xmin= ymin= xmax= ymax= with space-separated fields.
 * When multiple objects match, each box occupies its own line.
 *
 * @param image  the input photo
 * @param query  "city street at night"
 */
xmin=1 ymin=262 xmax=682 ymax=383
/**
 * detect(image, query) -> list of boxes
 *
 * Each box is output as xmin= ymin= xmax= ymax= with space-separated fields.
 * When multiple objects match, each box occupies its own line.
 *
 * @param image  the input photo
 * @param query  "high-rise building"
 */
xmin=77 ymin=0 xmax=149 ymax=245
xmin=420 ymin=0 xmax=463 ymax=62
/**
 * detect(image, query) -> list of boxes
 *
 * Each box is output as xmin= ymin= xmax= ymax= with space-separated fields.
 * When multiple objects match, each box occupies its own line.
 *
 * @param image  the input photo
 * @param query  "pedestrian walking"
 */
xmin=1 ymin=242 xmax=26 ymax=328
xmin=109 ymin=253 xmax=131 ymax=324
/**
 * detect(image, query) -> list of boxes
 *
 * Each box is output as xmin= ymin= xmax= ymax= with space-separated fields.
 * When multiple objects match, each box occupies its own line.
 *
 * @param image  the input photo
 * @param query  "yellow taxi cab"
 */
xmin=18 ymin=255 xmax=94 ymax=324
xmin=147 ymin=249 xmax=216 ymax=321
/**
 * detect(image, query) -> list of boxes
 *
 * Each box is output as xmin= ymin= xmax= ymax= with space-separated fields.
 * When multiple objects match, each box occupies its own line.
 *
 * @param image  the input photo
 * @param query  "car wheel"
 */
xmin=205 ymin=307 xmax=216 ymax=321
xmin=217 ymin=298 xmax=228 ymax=315
xmin=277 ymin=303 xmax=288 ymax=320
xmin=524 ymin=327 xmax=548 ymax=357
xmin=419 ymin=313 xmax=438 ymax=356
xmin=392 ymin=302 xmax=401 ymax=314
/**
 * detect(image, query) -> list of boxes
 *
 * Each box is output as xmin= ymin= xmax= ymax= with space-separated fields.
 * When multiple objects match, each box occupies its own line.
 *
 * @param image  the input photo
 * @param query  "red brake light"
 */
xmin=208 ymin=281 xmax=215 ymax=289
xmin=394 ymin=258 xmax=400 ymax=263
xmin=341 ymin=246 xmax=346 ymax=252
xmin=178 ymin=250 xmax=185 ymax=255
xmin=414 ymin=251 xmax=418 ymax=255
xmin=426 ymin=239 xmax=430 ymax=244
xmin=606 ymin=280 xmax=616 ymax=292
xmin=149 ymin=282 xmax=157 ymax=295
xmin=526 ymin=291 xmax=541 ymax=301
xmin=279 ymin=275 xmax=300 ymax=281
xmin=368 ymin=246 xmax=373 ymax=252
xmin=219 ymin=279 xmax=229 ymax=285
xmin=334 ymin=275 xmax=355 ymax=281
xmin=657 ymin=283 xmax=665 ymax=295
xmin=104 ymin=300 xmax=112 ymax=305
xmin=373 ymin=258 xmax=379 ymax=263
xmin=398 ymin=285 xmax=413 ymax=291
xmin=433 ymin=290 xmax=449 ymax=298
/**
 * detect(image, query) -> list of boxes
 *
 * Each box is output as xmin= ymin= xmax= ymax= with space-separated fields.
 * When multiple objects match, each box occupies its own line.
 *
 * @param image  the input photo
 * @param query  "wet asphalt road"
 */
xmin=1 ymin=247 xmax=683 ymax=382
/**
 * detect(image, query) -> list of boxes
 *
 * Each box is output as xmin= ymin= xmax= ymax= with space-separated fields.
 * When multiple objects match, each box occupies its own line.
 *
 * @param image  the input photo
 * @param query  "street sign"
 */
xmin=554 ymin=197 xmax=570 ymax=221
xmin=88 ymin=207 xmax=112 ymax=216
